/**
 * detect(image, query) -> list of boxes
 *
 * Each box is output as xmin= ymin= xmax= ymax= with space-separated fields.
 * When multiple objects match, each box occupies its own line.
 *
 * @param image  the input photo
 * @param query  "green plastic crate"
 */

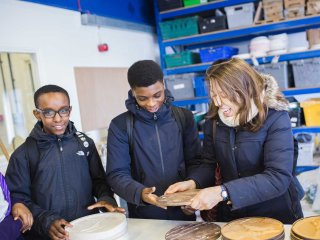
xmin=165 ymin=51 xmax=200 ymax=68
xmin=183 ymin=0 xmax=207 ymax=7
xmin=160 ymin=16 xmax=199 ymax=40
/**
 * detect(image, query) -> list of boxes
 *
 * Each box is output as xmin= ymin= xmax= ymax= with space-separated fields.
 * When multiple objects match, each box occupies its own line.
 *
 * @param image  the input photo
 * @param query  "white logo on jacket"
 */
xmin=76 ymin=151 xmax=85 ymax=156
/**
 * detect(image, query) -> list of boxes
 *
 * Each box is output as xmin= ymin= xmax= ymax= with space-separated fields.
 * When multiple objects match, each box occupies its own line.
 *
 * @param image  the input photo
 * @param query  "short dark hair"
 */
xmin=127 ymin=60 xmax=164 ymax=88
xmin=34 ymin=84 xmax=70 ymax=108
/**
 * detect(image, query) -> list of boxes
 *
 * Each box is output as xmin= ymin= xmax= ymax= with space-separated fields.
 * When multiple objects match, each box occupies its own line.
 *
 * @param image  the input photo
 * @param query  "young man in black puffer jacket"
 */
xmin=6 ymin=85 xmax=124 ymax=240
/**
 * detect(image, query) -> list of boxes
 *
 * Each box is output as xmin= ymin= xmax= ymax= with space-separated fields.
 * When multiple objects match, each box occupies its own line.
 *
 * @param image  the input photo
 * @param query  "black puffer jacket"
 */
xmin=5 ymin=121 xmax=116 ymax=239
xmin=106 ymin=90 xmax=207 ymax=220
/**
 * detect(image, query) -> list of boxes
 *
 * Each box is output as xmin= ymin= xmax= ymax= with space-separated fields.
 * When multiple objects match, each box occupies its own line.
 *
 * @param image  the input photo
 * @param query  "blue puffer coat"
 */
xmin=106 ymin=90 xmax=206 ymax=220
xmin=198 ymin=75 xmax=303 ymax=224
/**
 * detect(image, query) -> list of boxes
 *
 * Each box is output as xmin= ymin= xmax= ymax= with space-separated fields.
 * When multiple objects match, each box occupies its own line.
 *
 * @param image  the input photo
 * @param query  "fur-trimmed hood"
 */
xmin=261 ymin=73 xmax=289 ymax=111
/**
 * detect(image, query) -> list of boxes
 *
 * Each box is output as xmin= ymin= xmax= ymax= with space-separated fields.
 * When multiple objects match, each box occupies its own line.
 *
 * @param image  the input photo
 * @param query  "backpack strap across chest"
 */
xmin=125 ymin=106 xmax=187 ymax=154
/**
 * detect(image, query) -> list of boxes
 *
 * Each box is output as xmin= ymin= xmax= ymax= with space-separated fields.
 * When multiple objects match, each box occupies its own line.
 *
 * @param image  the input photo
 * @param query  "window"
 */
xmin=0 ymin=52 xmax=38 ymax=155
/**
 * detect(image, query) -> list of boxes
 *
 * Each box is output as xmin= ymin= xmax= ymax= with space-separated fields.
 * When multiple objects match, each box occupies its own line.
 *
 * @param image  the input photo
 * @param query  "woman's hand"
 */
xmin=164 ymin=180 xmax=196 ymax=195
xmin=11 ymin=202 xmax=33 ymax=233
xmin=190 ymin=186 xmax=223 ymax=211
xmin=87 ymin=201 xmax=125 ymax=214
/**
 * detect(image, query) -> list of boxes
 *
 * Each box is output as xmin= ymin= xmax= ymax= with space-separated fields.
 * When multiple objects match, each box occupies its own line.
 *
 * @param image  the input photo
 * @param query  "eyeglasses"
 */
xmin=35 ymin=106 xmax=71 ymax=118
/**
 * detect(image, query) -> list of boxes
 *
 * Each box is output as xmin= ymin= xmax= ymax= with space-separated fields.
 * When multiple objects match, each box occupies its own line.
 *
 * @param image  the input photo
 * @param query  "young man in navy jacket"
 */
xmin=106 ymin=60 xmax=211 ymax=220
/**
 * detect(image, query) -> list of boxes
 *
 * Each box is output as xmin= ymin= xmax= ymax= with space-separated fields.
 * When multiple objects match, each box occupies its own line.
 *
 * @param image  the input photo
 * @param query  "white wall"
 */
xmin=0 ymin=0 xmax=159 ymax=131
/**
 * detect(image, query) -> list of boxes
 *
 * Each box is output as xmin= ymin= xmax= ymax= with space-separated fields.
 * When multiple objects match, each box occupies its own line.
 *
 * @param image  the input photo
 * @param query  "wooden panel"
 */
xmin=74 ymin=67 xmax=129 ymax=132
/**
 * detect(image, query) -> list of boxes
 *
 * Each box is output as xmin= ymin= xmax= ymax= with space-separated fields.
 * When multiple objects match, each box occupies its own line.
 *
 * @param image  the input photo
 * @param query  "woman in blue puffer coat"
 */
xmin=166 ymin=58 xmax=303 ymax=224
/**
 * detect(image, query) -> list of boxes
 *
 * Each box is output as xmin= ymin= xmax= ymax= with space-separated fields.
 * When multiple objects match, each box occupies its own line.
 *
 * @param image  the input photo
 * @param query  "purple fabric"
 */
xmin=0 ymin=214 xmax=22 ymax=240
xmin=0 ymin=173 xmax=11 ymax=217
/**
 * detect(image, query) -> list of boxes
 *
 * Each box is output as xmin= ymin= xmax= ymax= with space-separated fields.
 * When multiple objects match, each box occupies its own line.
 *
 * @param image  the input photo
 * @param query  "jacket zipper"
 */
xmin=154 ymin=113 xmax=165 ymax=175
xmin=58 ymin=138 xmax=70 ymax=215
xmin=230 ymin=128 xmax=240 ymax=177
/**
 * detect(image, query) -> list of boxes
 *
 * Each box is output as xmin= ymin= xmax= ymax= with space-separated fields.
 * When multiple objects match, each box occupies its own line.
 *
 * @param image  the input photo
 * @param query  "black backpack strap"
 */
xmin=171 ymin=106 xmax=186 ymax=134
xmin=25 ymin=137 xmax=39 ymax=183
xmin=75 ymin=131 xmax=91 ymax=157
xmin=126 ymin=111 xmax=134 ymax=157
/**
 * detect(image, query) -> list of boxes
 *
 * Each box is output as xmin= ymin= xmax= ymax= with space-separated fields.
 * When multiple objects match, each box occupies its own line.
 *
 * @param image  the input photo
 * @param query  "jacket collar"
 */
xmin=29 ymin=121 xmax=77 ymax=146
xmin=218 ymin=74 xmax=289 ymax=127
xmin=125 ymin=89 xmax=174 ymax=123
xmin=262 ymin=73 xmax=289 ymax=111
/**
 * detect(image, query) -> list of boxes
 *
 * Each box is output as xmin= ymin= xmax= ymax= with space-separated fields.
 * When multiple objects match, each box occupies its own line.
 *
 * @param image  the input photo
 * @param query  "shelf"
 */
xmin=172 ymin=87 xmax=320 ymax=106
xmin=283 ymin=87 xmax=320 ymax=96
xmin=159 ymin=0 xmax=256 ymax=21
xmin=164 ymin=49 xmax=320 ymax=75
xmin=162 ymin=15 xmax=320 ymax=47
xmin=292 ymin=127 xmax=320 ymax=134
xmin=173 ymin=96 xmax=210 ymax=106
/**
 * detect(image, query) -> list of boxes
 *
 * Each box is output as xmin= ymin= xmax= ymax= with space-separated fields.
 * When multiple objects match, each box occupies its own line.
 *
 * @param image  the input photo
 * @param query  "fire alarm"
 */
xmin=98 ymin=43 xmax=108 ymax=52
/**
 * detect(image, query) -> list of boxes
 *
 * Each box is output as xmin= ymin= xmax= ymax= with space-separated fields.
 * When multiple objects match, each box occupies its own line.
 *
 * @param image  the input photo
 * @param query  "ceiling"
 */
xmin=21 ymin=0 xmax=155 ymax=26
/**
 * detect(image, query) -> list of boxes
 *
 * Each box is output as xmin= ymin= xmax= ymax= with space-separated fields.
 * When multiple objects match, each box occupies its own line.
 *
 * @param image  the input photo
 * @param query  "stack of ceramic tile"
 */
xmin=291 ymin=216 xmax=320 ymax=239
xmin=221 ymin=217 xmax=285 ymax=240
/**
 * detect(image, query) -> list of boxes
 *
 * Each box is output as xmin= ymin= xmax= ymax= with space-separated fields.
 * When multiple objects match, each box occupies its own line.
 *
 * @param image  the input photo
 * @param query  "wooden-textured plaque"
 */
xmin=157 ymin=189 xmax=200 ymax=206
xmin=165 ymin=222 xmax=221 ymax=240
xmin=221 ymin=217 xmax=284 ymax=240
xmin=291 ymin=216 xmax=320 ymax=240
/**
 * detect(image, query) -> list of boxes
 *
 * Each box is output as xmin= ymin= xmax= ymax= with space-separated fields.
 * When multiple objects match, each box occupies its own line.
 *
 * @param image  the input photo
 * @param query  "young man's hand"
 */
xmin=48 ymin=219 xmax=72 ymax=240
xmin=87 ymin=201 xmax=125 ymax=214
xmin=141 ymin=187 xmax=166 ymax=209
xmin=164 ymin=180 xmax=196 ymax=195
xmin=11 ymin=202 xmax=33 ymax=233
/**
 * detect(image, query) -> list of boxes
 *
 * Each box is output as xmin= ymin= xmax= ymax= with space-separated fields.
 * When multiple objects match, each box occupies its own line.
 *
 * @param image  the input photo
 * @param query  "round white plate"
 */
xmin=66 ymin=212 xmax=127 ymax=240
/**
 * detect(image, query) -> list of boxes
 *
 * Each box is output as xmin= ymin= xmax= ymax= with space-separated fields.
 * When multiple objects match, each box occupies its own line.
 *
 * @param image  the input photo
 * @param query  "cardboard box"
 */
xmin=264 ymin=2 xmax=284 ymax=20
xmin=284 ymin=6 xmax=305 ymax=18
xmin=264 ymin=1 xmax=283 ymax=10
xmin=307 ymin=0 xmax=320 ymax=15
xmin=265 ymin=10 xmax=284 ymax=20
xmin=307 ymin=28 xmax=320 ymax=47
xmin=263 ymin=0 xmax=283 ymax=6
xmin=284 ymin=0 xmax=305 ymax=8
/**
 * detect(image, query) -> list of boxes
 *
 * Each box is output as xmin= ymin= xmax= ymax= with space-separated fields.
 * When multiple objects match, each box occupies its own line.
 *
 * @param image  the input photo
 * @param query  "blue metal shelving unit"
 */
xmin=164 ymin=49 xmax=320 ymax=75
xmin=162 ymin=15 xmax=320 ymax=47
xmin=154 ymin=0 xmax=320 ymax=133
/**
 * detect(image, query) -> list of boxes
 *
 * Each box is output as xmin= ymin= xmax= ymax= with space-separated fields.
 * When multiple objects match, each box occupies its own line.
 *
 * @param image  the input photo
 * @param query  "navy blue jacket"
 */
xmin=200 ymin=109 xmax=303 ymax=224
xmin=106 ymin=90 xmax=205 ymax=220
xmin=5 ymin=121 xmax=116 ymax=239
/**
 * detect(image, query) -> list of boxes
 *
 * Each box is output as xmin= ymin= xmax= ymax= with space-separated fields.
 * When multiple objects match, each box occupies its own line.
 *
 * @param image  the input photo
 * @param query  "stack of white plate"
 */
xmin=249 ymin=36 xmax=270 ymax=57
xmin=268 ymin=33 xmax=288 ymax=55
xmin=66 ymin=212 xmax=127 ymax=240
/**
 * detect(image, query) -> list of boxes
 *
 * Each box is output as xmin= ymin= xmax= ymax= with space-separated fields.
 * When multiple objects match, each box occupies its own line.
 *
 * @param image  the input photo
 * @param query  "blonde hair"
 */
xmin=206 ymin=58 xmax=267 ymax=132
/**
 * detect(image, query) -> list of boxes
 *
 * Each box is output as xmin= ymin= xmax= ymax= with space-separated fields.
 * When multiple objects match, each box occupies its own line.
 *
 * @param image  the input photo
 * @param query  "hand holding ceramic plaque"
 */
xmin=157 ymin=189 xmax=200 ymax=207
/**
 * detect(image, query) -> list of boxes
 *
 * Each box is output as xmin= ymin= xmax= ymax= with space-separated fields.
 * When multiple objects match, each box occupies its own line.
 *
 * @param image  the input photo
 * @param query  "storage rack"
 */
xmin=153 ymin=0 xmax=320 ymax=134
